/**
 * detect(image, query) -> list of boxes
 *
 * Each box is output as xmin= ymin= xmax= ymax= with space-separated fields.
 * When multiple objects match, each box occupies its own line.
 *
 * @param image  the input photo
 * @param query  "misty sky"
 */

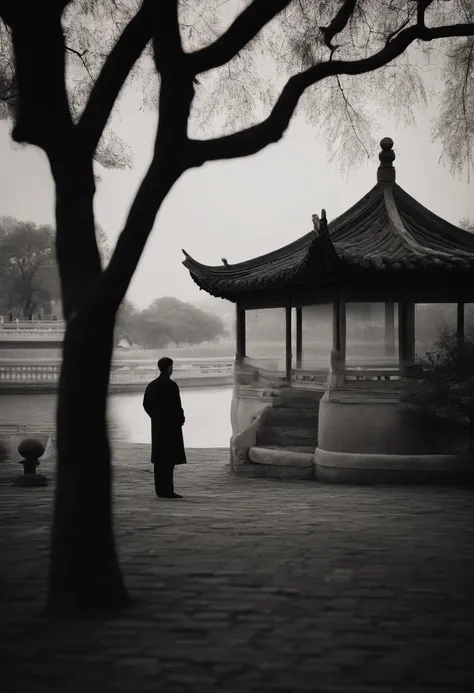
xmin=1 ymin=92 xmax=473 ymax=310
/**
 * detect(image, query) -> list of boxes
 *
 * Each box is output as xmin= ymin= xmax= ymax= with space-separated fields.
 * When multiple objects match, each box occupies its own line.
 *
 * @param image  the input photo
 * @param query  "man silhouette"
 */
xmin=143 ymin=357 xmax=186 ymax=498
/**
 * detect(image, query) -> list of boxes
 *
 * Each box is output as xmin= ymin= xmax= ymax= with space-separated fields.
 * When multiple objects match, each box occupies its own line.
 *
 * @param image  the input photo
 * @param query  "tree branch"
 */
xmin=189 ymin=0 xmax=292 ymax=74
xmin=100 ymin=158 xmax=181 ymax=310
xmin=100 ymin=1 xmax=190 ymax=309
xmin=77 ymin=0 xmax=154 ymax=153
xmin=152 ymin=0 xmax=194 ymax=149
xmin=416 ymin=0 xmax=436 ymax=29
xmin=10 ymin=7 xmax=73 ymax=151
xmin=385 ymin=5 xmax=417 ymax=48
xmin=335 ymin=74 xmax=371 ymax=158
xmin=320 ymin=0 xmax=358 ymax=51
xmin=186 ymin=21 xmax=474 ymax=166
xmin=65 ymin=44 xmax=94 ymax=83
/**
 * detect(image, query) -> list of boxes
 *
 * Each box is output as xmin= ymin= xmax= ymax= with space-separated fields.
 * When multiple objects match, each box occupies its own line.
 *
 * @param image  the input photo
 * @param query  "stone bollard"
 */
xmin=14 ymin=438 xmax=48 ymax=487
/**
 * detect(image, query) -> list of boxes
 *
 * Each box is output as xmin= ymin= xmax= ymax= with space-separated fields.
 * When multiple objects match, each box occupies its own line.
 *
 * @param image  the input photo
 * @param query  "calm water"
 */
xmin=0 ymin=387 xmax=233 ymax=448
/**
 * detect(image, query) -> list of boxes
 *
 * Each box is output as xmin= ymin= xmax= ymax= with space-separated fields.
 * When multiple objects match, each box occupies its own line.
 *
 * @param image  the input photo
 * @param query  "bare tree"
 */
xmin=0 ymin=0 xmax=473 ymax=615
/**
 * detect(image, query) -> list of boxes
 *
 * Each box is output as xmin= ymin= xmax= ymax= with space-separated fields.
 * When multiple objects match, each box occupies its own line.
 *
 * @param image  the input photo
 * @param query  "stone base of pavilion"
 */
xmin=229 ymin=379 xmax=474 ymax=486
xmin=315 ymin=449 xmax=473 ymax=485
xmin=313 ymin=388 xmax=474 ymax=484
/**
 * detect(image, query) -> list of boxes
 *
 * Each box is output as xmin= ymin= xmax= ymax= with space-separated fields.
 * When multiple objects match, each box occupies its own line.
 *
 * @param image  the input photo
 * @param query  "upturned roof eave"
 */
xmin=181 ymin=183 xmax=386 ymax=280
xmin=392 ymin=184 xmax=474 ymax=256
xmin=181 ymin=230 xmax=315 ymax=277
xmin=181 ymin=132 xmax=474 ymax=299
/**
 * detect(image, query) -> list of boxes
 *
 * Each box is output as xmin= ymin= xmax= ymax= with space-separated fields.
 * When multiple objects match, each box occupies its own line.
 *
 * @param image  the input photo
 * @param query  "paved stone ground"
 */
xmin=1 ymin=443 xmax=474 ymax=693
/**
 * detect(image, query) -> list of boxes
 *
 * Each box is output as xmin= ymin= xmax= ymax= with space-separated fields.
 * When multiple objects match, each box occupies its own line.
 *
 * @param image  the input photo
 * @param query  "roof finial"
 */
xmin=312 ymin=209 xmax=327 ymax=236
xmin=377 ymin=137 xmax=396 ymax=184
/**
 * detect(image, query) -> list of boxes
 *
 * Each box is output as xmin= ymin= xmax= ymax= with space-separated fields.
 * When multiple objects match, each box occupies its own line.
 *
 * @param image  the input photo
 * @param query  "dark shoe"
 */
xmin=158 ymin=492 xmax=183 ymax=499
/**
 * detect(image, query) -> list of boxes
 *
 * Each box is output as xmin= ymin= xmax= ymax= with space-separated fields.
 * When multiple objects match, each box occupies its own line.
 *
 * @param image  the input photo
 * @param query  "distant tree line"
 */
xmin=116 ymin=296 xmax=227 ymax=348
xmin=0 ymin=217 xmax=226 ymax=347
xmin=0 ymin=216 xmax=109 ymax=319
xmin=0 ymin=217 xmax=60 ymax=319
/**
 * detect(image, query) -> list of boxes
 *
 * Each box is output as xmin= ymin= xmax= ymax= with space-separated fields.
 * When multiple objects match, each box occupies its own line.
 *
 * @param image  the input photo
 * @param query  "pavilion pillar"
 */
xmin=457 ymin=302 xmax=465 ymax=342
xmin=384 ymin=301 xmax=396 ymax=357
xmin=296 ymin=307 xmax=303 ymax=369
xmin=398 ymin=300 xmax=415 ymax=376
xmin=329 ymin=291 xmax=346 ymax=387
xmin=285 ymin=304 xmax=292 ymax=382
xmin=235 ymin=305 xmax=246 ymax=363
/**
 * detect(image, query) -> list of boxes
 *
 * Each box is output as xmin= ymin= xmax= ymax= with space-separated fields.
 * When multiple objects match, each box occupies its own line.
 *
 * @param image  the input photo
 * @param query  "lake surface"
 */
xmin=0 ymin=387 xmax=233 ymax=448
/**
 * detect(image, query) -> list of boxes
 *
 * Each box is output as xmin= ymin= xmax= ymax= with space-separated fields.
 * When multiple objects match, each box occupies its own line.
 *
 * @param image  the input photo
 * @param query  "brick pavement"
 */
xmin=1 ymin=443 xmax=474 ymax=693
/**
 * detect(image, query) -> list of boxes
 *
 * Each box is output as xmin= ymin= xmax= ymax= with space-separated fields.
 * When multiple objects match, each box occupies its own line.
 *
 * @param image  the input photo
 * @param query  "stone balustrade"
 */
xmin=0 ymin=321 xmax=66 ymax=342
xmin=0 ymin=353 xmax=416 ymax=393
xmin=0 ymin=320 xmax=64 ymax=327
xmin=0 ymin=358 xmax=234 ymax=392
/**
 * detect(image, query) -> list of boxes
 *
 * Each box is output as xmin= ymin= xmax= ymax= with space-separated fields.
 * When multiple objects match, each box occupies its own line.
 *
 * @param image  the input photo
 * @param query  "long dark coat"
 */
xmin=143 ymin=374 xmax=187 ymax=466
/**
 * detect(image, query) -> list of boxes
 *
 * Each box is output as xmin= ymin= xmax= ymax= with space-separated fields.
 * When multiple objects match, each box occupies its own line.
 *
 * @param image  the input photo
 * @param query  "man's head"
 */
xmin=157 ymin=356 xmax=173 ymax=376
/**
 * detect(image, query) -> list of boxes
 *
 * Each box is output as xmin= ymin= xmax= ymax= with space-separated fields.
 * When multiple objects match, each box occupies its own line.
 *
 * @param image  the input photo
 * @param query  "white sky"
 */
xmin=0 ymin=93 xmax=473 ymax=310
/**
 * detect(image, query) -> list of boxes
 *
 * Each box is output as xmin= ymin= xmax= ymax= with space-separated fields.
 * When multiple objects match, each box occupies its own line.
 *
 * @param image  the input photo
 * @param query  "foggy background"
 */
xmin=1 ymin=104 xmax=473 ymax=313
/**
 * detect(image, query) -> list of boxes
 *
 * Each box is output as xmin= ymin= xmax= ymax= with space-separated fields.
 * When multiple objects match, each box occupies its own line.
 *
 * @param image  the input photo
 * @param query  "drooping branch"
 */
xmin=187 ymin=21 xmax=474 ymax=166
xmin=189 ymin=0 xmax=292 ymax=75
xmin=335 ymin=74 xmax=371 ymax=158
xmin=65 ymin=44 xmax=94 ymax=83
xmin=78 ymin=0 xmax=154 ymax=154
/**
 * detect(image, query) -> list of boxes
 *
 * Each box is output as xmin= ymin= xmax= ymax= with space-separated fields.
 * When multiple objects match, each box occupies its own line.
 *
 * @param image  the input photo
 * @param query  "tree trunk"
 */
xmin=468 ymin=419 xmax=474 ymax=465
xmin=45 ymin=308 xmax=130 ymax=615
xmin=45 ymin=150 xmax=128 ymax=616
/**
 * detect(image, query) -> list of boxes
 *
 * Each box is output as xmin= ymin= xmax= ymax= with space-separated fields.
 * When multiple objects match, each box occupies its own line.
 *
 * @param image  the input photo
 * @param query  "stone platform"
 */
xmin=1 ymin=443 xmax=474 ymax=692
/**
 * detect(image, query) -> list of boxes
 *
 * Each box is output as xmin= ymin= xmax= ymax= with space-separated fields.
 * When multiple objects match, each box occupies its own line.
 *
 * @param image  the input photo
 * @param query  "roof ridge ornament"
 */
xmin=312 ymin=209 xmax=327 ymax=235
xmin=377 ymin=137 xmax=396 ymax=184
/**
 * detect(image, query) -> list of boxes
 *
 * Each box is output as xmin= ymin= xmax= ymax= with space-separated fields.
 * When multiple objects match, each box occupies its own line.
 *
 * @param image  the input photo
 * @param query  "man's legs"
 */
xmin=168 ymin=465 xmax=175 ymax=495
xmin=154 ymin=464 xmax=176 ymax=497
xmin=153 ymin=464 xmax=162 ymax=496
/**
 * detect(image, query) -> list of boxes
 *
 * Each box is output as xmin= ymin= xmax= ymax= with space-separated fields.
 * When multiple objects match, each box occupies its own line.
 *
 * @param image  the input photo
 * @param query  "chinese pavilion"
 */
xmin=183 ymin=138 xmax=474 ymax=483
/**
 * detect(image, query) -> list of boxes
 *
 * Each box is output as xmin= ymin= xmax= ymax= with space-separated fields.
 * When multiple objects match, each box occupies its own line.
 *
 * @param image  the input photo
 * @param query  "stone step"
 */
xmin=265 ymin=407 xmax=320 ymax=426
xmin=257 ymin=425 xmax=319 ymax=448
xmin=273 ymin=393 xmax=324 ymax=408
xmin=249 ymin=446 xmax=315 ymax=468
xmin=263 ymin=445 xmax=315 ymax=454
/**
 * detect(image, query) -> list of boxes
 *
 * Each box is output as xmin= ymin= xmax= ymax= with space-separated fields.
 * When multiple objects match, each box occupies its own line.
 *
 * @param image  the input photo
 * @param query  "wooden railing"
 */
xmin=343 ymin=367 xmax=400 ymax=388
xmin=237 ymin=355 xmax=411 ymax=391
xmin=292 ymin=368 xmax=328 ymax=387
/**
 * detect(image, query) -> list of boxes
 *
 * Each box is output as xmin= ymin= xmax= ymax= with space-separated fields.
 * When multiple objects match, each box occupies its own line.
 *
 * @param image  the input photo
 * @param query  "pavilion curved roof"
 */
xmin=182 ymin=138 xmax=474 ymax=301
